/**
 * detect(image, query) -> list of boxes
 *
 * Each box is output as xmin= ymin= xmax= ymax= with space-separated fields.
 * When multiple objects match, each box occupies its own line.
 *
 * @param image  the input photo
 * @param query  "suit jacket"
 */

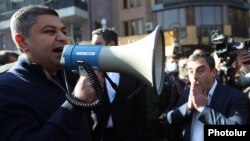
xmin=91 ymin=73 xmax=147 ymax=141
xmin=166 ymin=82 xmax=248 ymax=141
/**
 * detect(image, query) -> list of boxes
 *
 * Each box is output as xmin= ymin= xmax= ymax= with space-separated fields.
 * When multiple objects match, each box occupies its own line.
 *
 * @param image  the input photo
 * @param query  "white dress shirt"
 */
xmin=105 ymin=72 xmax=120 ymax=128
xmin=190 ymin=80 xmax=217 ymax=141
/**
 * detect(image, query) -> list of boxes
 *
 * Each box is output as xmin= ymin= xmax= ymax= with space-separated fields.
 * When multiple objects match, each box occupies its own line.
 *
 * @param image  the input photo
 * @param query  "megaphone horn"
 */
xmin=61 ymin=25 xmax=165 ymax=94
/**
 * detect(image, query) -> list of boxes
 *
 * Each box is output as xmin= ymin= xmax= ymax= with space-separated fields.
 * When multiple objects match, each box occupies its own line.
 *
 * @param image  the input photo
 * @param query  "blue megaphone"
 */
xmin=60 ymin=25 xmax=165 ymax=94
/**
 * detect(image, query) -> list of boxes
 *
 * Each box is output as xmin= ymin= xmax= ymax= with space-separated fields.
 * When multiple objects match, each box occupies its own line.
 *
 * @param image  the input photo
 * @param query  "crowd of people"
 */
xmin=0 ymin=4 xmax=249 ymax=141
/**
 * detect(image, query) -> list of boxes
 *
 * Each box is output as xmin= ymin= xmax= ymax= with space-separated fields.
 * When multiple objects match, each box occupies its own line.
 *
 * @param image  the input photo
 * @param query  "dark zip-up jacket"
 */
xmin=0 ymin=55 xmax=91 ymax=141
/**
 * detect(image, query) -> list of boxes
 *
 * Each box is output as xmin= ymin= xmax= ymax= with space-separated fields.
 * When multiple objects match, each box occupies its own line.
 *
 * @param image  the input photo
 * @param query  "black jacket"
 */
xmin=0 ymin=55 xmax=92 ymax=141
xmin=91 ymin=73 xmax=147 ymax=141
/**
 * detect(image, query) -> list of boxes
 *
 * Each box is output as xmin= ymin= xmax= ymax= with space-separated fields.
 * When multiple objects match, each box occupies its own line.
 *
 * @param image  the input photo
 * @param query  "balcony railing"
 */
xmin=0 ymin=0 xmax=88 ymax=22
xmin=155 ymin=0 xmax=249 ymax=9
xmin=45 ymin=0 xmax=87 ymax=11
xmin=196 ymin=24 xmax=223 ymax=39
xmin=0 ymin=11 xmax=15 ymax=22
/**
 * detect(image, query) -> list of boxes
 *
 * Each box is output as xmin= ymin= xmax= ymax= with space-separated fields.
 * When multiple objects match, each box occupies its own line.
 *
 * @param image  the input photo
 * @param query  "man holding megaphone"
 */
xmin=0 ymin=4 xmax=166 ymax=141
xmin=89 ymin=28 xmax=147 ymax=141
xmin=0 ymin=5 xmax=103 ymax=141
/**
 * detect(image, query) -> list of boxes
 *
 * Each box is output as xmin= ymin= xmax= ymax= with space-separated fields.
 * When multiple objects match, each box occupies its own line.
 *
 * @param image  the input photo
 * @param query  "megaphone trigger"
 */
xmin=77 ymin=60 xmax=88 ymax=76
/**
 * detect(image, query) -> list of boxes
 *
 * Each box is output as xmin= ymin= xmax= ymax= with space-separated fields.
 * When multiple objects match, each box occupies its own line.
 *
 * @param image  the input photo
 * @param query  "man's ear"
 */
xmin=212 ymin=67 xmax=218 ymax=76
xmin=14 ymin=33 xmax=29 ymax=52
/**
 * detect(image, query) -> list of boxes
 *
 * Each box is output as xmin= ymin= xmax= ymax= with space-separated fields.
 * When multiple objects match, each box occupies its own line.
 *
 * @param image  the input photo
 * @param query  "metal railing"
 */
xmin=196 ymin=24 xmax=223 ymax=37
xmin=157 ymin=0 xmax=249 ymax=9
xmin=0 ymin=0 xmax=87 ymax=22
xmin=45 ymin=0 xmax=87 ymax=11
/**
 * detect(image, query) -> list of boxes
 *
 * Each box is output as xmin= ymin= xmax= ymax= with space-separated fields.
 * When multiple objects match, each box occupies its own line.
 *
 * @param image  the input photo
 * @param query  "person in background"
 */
xmin=0 ymin=50 xmax=19 ymax=74
xmin=232 ymin=50 xmax=250 ymax=124
xmin=166 ymin=52 xmax=248 ymax=141
xmin=159 ymin=55 xmax=188 ymax=141
xmin=90 ymin=28 xmax=147 ymax=141
xmin=235 ymin=50 xmax=250 ymax=74
xmin=212 ymin=49 xmax=250 ymax=92
xmin=192 ymin=48 xmax=205 ymax=55
xmin=165 ymin=55 xmax=178 ymax=72
xmin=0 ymin=5 xmax=104 ymax=141
xmin=213 ymin=49 xmax=250 ymax=124
xmin=178 ymin=56 xmax=189 ymax=82
xmin=0 ymin=50 xmax=19 ymax=65
xmin=164 ymin=55 xmax=187 ymax=109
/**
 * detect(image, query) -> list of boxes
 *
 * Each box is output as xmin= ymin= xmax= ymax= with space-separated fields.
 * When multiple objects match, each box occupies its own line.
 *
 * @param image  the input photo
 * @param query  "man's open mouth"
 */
xmin=53 ymin=47 xmax=63 ymax=53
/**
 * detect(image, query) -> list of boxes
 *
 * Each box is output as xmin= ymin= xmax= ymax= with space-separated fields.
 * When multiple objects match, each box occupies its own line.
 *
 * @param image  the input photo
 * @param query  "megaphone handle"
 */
xmin=65 ymin=61 xmax=104 ymax=109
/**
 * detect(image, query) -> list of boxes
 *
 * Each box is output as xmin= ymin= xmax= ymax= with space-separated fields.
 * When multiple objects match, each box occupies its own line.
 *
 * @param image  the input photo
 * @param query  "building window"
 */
xmin=124 ymin=22 xmax=129 ymax=36
xmin=195 ymin=6 xmax=223 ymax=37
xmin=195 ymin=6 xmax=222 ymax=26
xmin=138 ymin=0 xmax=142 ymax=7
xmin=124 ymin=19 xmax=144 ymax=36
xmin=228 ymin=7 xmax=248 ymax=37
xmin=156 ymin=12 xmax=163 ymax=27
xmin=156 ymin=8 xmax=186 ymax=30
xmin=130 ymin=0 xmax=135 ymax=8
xmin=123 ymin=0 xmax=128 ymax=8
xmin=131 ymin=20 xmax=136 ymax=35
xmin=123 ymin=0 xmax=142 ymax=9
xmin=138 ymin=19 xmax=143 ymax=34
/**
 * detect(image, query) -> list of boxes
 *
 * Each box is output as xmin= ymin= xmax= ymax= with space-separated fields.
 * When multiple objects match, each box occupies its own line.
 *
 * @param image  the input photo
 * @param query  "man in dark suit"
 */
xmin=90 ymin=28 xmax=147 ymax=141
xmin=166 ymin=52 xmax=248 ymax=141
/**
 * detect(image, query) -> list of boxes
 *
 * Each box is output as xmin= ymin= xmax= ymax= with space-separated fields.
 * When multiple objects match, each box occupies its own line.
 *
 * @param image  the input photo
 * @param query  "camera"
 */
xmin=210 ymin=30 xmax=250 ymax=65
xmin=210 ymin=30 xmax=250 ymax=88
